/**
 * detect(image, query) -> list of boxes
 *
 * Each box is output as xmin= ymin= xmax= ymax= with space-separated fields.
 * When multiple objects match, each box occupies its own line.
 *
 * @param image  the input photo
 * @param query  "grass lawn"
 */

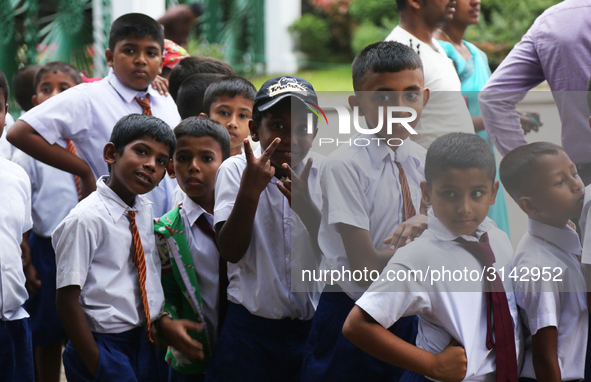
xmin=248 ymin=65 xmax=353 ymax=92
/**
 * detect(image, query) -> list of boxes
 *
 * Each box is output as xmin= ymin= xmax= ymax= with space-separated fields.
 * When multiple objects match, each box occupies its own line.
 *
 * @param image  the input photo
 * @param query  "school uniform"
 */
xmin=19 ymin=68 xmax=181 ymax=217
xmin=0 ymin=156 xmax=34 ymax=382
xmin=12 ymin=143 xmax=77 ymax=347
xmin=205 ymin=148 xmax=324 ymax=382
xmin=52 ymin=176 xmax=165 ymax=382
xmin=301 ymin=135 xmax=425 ymax=381
xmin=356 ymin=211 xmax=523 ymax=382
xmin=513 ymin=219 xmax=587 ymax=381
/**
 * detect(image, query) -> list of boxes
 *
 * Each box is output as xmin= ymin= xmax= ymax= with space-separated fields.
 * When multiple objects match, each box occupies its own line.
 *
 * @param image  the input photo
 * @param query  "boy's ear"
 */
xmin=489 ymin=180 xmax=499 ymax=205
xmin=408 ymin=0 xmax=421 ymax=10
xmin=105 ymin=49 xmax=114 ymax=68
xmin=31 ymin=94 xmax=39 ymax=107
xmin=166 ymin=161 xmax=176 ymax=179
xmin=199 ymin=112 xmax=209 ymax=118
xmin=518 ymin=196 xmax=540 ymax=216
xmin=103 ymin=142 xmax=118 ymax=165
xmin=348 ymin=95 xmax=365 ymax=117
xmin=249 ymin=119 xmax=260 ymax=142
xmin=588 ymin=116 xmax=591 ymax=130
xmin=422 ymin=88 xmax=430 ymax=108
xmin=420 ymin=181 xmax=432 ymax=205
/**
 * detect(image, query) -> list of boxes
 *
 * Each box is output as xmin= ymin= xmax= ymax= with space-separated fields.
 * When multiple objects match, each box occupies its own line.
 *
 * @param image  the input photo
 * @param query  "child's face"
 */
xmin=522 ymin=151 xmax=585 ymax=228
xmin=106 ymin=36 xmax=163 ymax=91
xmin=349 ymin=68 xmax=428 ymax=145
xmin=208 ymin=95 xmax=252 ymax=155
xmin=104 ymin=135 xmax=171 ymax=205
xmin=251 ymin=98 xmax=315 ymax=173
xmin=170 ymin=135 xmax=223 ymax=204
xmin=33 ymin=71 xmax=79 ymax=105
xmin=0 ymin=93 xmax=6 ymax=137
xmin=422 ymin=167 xmax=498 ymax=237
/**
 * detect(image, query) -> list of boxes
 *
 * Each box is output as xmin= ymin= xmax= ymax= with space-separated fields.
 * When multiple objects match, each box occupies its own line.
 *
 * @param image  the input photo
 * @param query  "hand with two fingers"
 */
xmin=276 ymin=157 xmax=314 ymax=208
xmin=241 ymin=138 xmax=281 ymax=198
xmin=382 ymin=214 xmax=428 ymax=252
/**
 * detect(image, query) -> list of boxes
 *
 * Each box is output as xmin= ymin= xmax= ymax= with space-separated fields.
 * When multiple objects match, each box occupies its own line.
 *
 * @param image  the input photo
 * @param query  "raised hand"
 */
xmin=241 ymin=138 xmax=281 ymax=198
xmin=276 ymin=157 xmax=313 ymax=208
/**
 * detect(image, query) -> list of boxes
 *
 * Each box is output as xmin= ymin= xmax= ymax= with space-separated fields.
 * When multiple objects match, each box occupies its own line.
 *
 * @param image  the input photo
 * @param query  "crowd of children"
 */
xmin=1 ymin=10 xmax=591 ymax=382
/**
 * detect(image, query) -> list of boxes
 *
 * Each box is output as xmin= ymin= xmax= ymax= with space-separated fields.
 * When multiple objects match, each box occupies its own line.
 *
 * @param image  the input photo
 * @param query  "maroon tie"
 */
xmin=195 ymin=214 xmax=229 ymax=335
xmin=455 ymin=233 xmax=518 ymax=382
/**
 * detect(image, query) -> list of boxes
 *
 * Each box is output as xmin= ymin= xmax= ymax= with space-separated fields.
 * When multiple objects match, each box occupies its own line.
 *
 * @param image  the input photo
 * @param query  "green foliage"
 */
xmin=349 ymin=0 xmax=397 ymax=28
xmin=0 ymin=0 xmax=15 ymax=45
xmin=289 ymin=13 xmax=331 ymax=62
xmin=187 ymin=37 xmax=225 ymax=61
xmin=351 ymin=21 xmax=389 ymax=55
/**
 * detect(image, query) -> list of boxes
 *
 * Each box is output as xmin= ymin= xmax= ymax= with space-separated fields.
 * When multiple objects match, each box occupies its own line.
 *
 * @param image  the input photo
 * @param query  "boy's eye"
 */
xmin=124 ymin=48 xmax=135 ymax=54
xmin=177 ymin=155 xmax=188 ymax=162
xmin=573 ymin=172 xmax=579 ymax=179
xmin=239 ymin=113 xmax=249 ymax=119
xmin=555 ymin=179 xmax=565 ymax=186
xmin=136 ymin=148 xmax=147 ymax=155
xmin=377 ymin=94 xmax=391 ymax=102
xmin=472 ymin=190 xmax=484 ymax=198
xmin=405 ymin=92 xmax=419 ymax=101
xmin=60 ymin=86 xmax=70 ymax=92
xmin=273 ymin=123 xmax=285 ymax=130
xmin=443 ymin=191 xmax=455 ymax=198
xmin=41 ymin=87 xmax=51 ymax=94
xmin=147 ymin=51 xmax=158 ymax=57
xmin=157 ymin=158 xmax=167 ymax=166
xmin=202 ymin=156 xmax=213 ymax=163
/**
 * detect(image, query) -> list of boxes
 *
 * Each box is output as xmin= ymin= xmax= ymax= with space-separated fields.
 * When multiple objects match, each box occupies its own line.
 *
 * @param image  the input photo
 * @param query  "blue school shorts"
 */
xmin=63 ymin=326 xmax=159 ymax=382
xmin=204 ymin=301 xmax=312 ymax=382
xmin=301 ymin=288 xmax=418 ymax=381
xmin=0 ymin=317 xmax=34 ymax=382
xmin=23 ymin=232 xmax=67 ymax=347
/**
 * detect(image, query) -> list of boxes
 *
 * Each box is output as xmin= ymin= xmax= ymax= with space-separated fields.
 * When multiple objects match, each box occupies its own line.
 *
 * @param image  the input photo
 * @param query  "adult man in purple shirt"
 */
xmin=479 ymin=0 xmax=591 ymax=183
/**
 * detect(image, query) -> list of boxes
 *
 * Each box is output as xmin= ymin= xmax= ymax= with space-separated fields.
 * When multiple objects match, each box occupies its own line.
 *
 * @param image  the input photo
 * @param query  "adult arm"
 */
xmin=531 ymin=326 xmax=561 ymax=382
xmin=479 ymin=26 xmax=545 ymax=156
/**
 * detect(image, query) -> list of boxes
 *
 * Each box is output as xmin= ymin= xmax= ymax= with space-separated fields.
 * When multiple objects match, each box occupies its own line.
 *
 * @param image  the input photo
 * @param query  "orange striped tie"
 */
xmin=134 ymin=95 xmax=152 ymax=115
xmin=65 ymin=139 xmax=82 ymax=198
xmin=128 ymin=210 xmax=153 ymax=342
xmin=395 ymin=161 xmax=416 ymax=221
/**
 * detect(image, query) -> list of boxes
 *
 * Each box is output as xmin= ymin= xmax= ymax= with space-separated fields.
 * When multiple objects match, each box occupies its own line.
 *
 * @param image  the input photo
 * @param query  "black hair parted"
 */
xmin=177 ymin=73 xmax=225 ymax=119
xmin=169 ymin=56 xmax=236 ymax=101
xmin=500 ymin=142 xmax=564 ymax=200
xmin=352 ymin=41 xmax=423 ymax=91
xmin=34 ymin=62 xmax=83 ymax=90
xmin=12 ymin=65 xmax=41 ymax=111
xmin=202 ymin=76 xmax=256 ymax=115
xmin=425 ymin=133 xmax=496 ymax=185
xmin=174 ymin=116 xmax=231 ymax=160
xmin=0 ymin=69 xmax=9 ymax=103
xmin=109 ymin=13 xmax=164 ymax=52
xmin=109 ymin=114 xmax=176 ymax=159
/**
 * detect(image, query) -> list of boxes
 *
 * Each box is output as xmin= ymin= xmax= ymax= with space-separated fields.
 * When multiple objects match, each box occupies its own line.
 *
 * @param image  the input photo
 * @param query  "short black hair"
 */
xmin=500 ymin=142 xmax=564 ymax=200
xmin=202 ymin=76 xmax=256 ymax=116
xmin=169 ymin=56 xmax=236 ymax=101
xmin=425 ymin=133 xmax=496 ymax=185
xmin=108 ymin=114 xmax=176 ymax=171
xmin=109 ymin=13 xmax=164 ymax=52
xmin=12 ymin=65 xmax=41 ymax=111
xmin=352 ymin=41 xmax=423 ymax=91
xmin=174 ymin=116 xmax=231 ymax=160
xmin=396 ymin=0 xmax=407 ymax=11
xmin=176 ymin=73 xmax=225 ymax=119
xmin=0 ymin=69 xmax=9 ymax=103
xmin=34 ymin=62 xmax=83 ymax=91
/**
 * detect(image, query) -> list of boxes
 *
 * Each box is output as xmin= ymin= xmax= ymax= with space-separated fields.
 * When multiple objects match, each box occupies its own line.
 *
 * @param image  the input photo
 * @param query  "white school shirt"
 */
xmin=214 ymin=148 xmax=324 ymax=320
xmin=513 ymin=219 xmax=587 ymax=381
xmin=356 ymin=211 xmax=523 ymax=382
xmin=20 ymin=68 xmax=181 ymax=217
xmin=319 ymin=135 xmax=425 ymax=300
xmin=385 ymin=26 xmax=474 ymax=148
xmin=179 ymin=196 xmax=220 ymax=345
xmin=11 ymin=142 xmax=78 ymax=237
xmin=577 ymin=184 xmax=591 ymax=264
xmin=52 ymin=176 xmax=165 ymax=333
xmin=0 ymin=157 xmax=32 ymax=320
xmin=0 ymin=113 xmax=15 ymax=159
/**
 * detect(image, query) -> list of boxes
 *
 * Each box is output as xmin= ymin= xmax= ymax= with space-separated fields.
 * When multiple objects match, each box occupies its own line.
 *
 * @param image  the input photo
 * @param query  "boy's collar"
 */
xmin=107 ymin=68 xmax=159 ymax=104
xmin=427 ymin=209 xmax=495 ymax=243
xmin=366 ymin=135 xmax=420 ymax=169
xmin=96 ymin=175 xmax=151 ymax=223
xmin=528 ymin=218 xmax=581 ymax=255
xmin=181 ymin=195 xmax=212 ymax=226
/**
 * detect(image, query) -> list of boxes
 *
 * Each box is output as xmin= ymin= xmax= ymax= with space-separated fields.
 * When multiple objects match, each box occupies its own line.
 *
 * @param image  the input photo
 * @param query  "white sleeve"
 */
xmin=213 ymin=159 xmax=244 ymax=226
xmin=11 ymin=151 xmax=37 ymax=198
xmin=20 ymin=87 xmax=91 ymax=145
xmin=52 ymin=213 xmax=96 ymax=289
xmin=321 ymin=158 xmax=370 ymax=231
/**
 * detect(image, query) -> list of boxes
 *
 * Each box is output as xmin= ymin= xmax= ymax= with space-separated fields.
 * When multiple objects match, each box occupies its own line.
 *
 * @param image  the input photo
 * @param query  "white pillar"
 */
xmin=112 ymin=0 xmax=166 ymax=21
xmin=264 ymin=0 xmax=300 ymax=74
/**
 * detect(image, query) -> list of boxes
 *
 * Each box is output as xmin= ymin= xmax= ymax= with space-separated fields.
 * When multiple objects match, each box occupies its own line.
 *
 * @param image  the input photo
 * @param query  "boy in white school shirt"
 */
xmin=7 ymin=13 xmax=181 ymax=217
xmin=344 ymin=133 xmax=523 ymax=382
xmin=501 ymin=142 xmax=587 ymax=382
xmin=0 ymin=70 xmax=35 ymax=382
xmin=301 ymin=41 xmax=429 ymax=381
xmin=53 ymin=115 xmax=202 ymax=382
xmin=205 ymin=76 xmax=324 ymax=382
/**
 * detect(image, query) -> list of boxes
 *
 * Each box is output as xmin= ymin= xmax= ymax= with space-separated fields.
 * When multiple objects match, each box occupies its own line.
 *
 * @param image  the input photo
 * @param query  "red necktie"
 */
xmin=395 ymin=161 xmax=416 ymax=221
xmin=455 ymin=233 xmax=518 ymax=382
xmin=128 ymin=210 xmax=153 ymax=342
xmin=195 ymin=214 xmax=229 ymax=335
xmin=134 ymin=95 xmax=152 ymax=115
xmin=65 ymin=139 xmax=81 ymax=199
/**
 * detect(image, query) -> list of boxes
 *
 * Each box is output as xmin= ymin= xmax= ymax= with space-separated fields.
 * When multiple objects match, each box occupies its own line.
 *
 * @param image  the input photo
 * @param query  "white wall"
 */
xmin=111 ymin=0 xmax=166 ymax=21
xmin=264 ymin=0 xmax=300 ymax=74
